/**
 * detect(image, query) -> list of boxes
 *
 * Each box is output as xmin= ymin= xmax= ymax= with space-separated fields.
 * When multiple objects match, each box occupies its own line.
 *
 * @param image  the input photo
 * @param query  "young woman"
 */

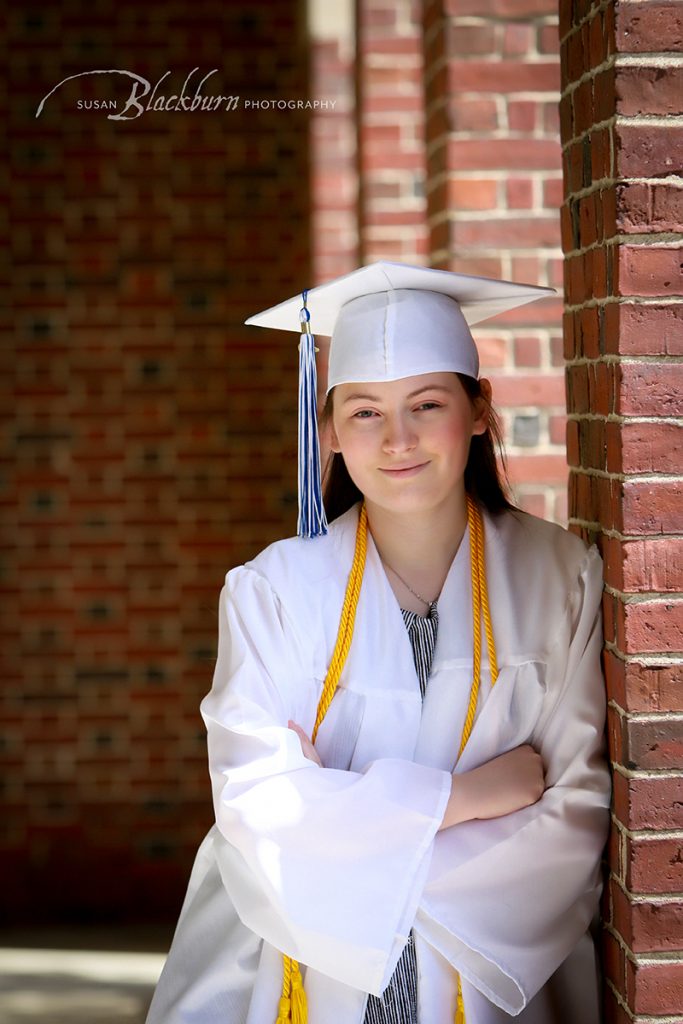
xmin=147 ymin=263 xmax=611 ymax=1024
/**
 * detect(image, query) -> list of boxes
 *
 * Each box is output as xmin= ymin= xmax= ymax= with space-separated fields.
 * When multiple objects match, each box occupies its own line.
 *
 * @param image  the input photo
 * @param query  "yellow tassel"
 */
xmin=291 ymin=961 xmax=307 ymax=1024
xmin=275 ymin=996 xmax=290 ymax=1024
xmin=455 ymin=972 xmax=466 ymax=1024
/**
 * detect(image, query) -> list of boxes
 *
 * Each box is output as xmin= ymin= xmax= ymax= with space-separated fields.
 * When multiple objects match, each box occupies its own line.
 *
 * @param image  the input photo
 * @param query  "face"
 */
xmin=329 ymin=372 xmax=490 ymax=517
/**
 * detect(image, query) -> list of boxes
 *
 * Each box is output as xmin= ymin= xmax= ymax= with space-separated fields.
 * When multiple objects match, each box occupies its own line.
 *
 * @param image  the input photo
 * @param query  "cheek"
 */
xmin=332 ymin=422 xmax=366 ymax=464
xmin=434 ymin=410 xmax=474 ymax=448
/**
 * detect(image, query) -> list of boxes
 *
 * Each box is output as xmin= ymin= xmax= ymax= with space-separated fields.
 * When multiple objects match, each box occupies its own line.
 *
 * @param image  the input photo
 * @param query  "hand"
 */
xmin=440 ymin=744 xmax=545 ymax=830
xmin=288 ymin=720 xmax=323 ymax=767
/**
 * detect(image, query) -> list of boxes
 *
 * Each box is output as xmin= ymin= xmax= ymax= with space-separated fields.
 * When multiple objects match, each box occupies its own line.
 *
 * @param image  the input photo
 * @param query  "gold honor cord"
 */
xmin=278 ymin=496 xmax=499 ymax=1024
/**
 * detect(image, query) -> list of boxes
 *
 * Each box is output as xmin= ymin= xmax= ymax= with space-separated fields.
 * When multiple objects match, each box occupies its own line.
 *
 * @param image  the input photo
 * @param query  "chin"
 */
xmin=368 ymin=486 xmax=450 ymax=517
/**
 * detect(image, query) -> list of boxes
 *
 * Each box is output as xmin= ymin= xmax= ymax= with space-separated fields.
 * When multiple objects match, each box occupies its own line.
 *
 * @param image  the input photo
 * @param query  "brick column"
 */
xmin=422 ymin=0 xmax=568 ymax=522
xmin=309 ymin=1 xmax=359 ymax=282
xmin=356 ymin=0 xmax=429 ymax=264
xmin=559 ymin=1 xmax=683 ymax=1019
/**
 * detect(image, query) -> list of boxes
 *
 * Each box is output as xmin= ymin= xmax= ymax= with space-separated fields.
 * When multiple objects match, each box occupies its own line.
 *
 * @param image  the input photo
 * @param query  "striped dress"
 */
xmin=364 ymin=601 xmax=439 ymax=1024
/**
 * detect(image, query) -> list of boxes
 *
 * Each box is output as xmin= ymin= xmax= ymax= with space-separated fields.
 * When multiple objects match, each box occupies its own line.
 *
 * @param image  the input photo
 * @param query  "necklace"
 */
xmin=383 ymin=560 xmax=438 ymax=609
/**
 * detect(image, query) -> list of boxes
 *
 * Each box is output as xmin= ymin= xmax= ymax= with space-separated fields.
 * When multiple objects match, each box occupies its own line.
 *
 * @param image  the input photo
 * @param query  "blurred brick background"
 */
xmin=4 ymin=0 xmax=311 ymax=924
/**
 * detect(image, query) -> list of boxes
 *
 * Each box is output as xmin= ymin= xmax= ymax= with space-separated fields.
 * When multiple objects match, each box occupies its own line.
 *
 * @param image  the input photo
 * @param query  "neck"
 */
xmin=364 ymin=488 xmax=469 ymax=608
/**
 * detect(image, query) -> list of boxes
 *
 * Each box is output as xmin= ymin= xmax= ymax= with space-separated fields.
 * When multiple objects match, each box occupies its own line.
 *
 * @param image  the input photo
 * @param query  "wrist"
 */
xmin=439 ymin=771 xmax=473 ymax=830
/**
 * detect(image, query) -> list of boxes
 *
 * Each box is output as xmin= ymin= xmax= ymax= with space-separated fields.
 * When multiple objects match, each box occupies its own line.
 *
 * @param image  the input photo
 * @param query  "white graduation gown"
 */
xmin=147 ymin=504 xmax=610 ymax=1024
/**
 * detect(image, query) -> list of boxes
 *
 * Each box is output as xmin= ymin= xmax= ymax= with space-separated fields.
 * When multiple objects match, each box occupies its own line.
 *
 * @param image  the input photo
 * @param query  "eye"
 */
xmin=416 ymin=401 xmax=442 ymax=411
xmin=352 ymin=409 xmax=377 ymax=419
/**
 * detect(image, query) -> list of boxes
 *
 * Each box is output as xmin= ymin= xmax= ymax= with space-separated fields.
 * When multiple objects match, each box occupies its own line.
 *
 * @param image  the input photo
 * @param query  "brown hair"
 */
xmin=320 ymin=373 xmax=513 ymax=523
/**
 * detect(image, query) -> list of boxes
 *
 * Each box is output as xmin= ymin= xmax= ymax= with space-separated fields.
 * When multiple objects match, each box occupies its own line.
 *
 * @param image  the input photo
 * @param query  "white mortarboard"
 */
xmin=245 ymin=261 xmax=554 ymax=538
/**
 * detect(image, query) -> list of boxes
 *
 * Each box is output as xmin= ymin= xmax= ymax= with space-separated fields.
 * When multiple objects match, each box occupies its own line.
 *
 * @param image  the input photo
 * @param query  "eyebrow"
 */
xmin=341 ymin=384 xmax=453 ymax=404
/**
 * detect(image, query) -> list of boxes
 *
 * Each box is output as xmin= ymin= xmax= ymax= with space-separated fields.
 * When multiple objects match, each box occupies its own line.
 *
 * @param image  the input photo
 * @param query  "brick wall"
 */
xmin=3 ymin=1 xmax=311 ymax=923
xmin=422 ymin=0 xmax=569 ymax=522
xmin=559 ymin=0 xmax=683 ymax=1019
xmin=310 ymin=0 xmax=359 ymax=282
xmin=356 ymin=0 xmax=430 ymax=264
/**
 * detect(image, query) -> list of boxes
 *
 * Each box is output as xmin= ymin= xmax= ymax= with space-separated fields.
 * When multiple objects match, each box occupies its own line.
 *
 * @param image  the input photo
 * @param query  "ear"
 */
xmin=472 ymin=378 xmax=492 ymax=436
xmin=329 ymin=421 xmax=342 ymax=454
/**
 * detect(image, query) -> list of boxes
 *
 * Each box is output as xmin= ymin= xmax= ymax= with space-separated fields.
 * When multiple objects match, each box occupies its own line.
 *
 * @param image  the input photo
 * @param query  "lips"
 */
xmin=379 ymin=462 xmax=429 ymax=477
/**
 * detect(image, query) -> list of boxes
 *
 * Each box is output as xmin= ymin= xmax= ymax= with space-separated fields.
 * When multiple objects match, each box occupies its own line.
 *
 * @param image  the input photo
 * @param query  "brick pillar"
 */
xmin=422 ymin=0 xmax=568 ymax=522
xmin=309 ymin=0 xmax=359 ymax=282
xmin=356 ymin=0 xmax=429 ymax=264
xmin=559 ymin=1 xmax=683 ymax=1019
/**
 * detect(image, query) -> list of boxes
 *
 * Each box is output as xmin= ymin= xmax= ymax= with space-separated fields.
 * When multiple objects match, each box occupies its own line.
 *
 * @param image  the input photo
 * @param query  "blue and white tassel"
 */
xmin=297 ymin=291 xmax=328 ymax=539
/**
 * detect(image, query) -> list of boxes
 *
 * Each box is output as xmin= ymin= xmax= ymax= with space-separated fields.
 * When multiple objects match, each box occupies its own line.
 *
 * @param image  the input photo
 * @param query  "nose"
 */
xmin=382 ymin=413 xmax=417 ymax=454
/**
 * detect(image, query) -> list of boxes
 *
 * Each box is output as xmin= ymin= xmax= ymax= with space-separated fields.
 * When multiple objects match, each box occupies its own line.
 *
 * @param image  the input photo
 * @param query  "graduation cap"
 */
xmin=245 ymin=261 xmax=554 ymax=539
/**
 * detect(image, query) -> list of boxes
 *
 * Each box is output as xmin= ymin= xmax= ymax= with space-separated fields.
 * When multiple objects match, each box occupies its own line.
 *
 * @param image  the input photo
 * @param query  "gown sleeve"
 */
xmin=201 ymin=564 xmax=452 ymax=997
xmin=413 ymin=544 xmax=611 ymax=1015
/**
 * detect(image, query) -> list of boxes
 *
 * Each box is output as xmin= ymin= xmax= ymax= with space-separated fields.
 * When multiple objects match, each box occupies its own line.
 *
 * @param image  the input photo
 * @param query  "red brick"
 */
xmin=622 ymin=659 xmax=683 ymax=714
xmin=603 ymin=984 xmax=631 ymax=1024
xmin=579 ymin=193 xmax=598 ymax=248
xmin=447 ymin=138 xmax=561 ymax=170
xmin=616 ymin=2 xmax=683 ymax=53
xmin=508 ymin=101 xmax=537 ymax=133
xmin=449 ymin=255 xmax=505 ymax=278
xmin=446 ymin=97 xmax=499 ymax=133
xmin=627 ymin=958 xmax=683 ymax=1016
xmin=566 ymin=363 xmax=589 ymax=414
xmin=573 ymin=78 xmax=594 ymax=135
xmin=553 ymin=487 xmax=567 ymax=524
xmin=542 ymin=100 xmax=559 ymax=135
xmin=624 ymin=537 xmax=683 ymax=595
xmin=588 ymin=8 xmax=607 ymax=67
xmin=548 ymin=414 xmax=566 ymax=446
xmin=593 ymin=65 xmax=618 ymax=124
xmin=581 ymin=305 xmax=600 ymax=358
xmin=652 ymin=183 xmax=683 ymax=231
xmin=615 ymin=304 xmax=683 ymax=357
xmin=592 ymin=127 xmax=612 ymax=187
xmin=451 ymin=217 xmax=560 ymax=248
xmin=602 ymin=929 xmax=627 ymax=993
xmin=616 ymin=65 xmax=683 ymax=117
xmin=506 ymin=453 xmax=569 ymax=485
xmin=618 ymin=713 xmax=683 ymax=769
xmin=618 ymin=601 xmax=683 ymax=656
xmin=476 ymin=335 xmax=508 ymax=368
xmin=564 ymin=27 xmax=585 ymax=84
xmin=613 ymin=770 xmax=683 ymax=831
xmin=607 ymin=420 xmax=683 ymax=475
xmin=510 ymin=252 xmax=545 ymax=285
xmin=489 ymin=373 xmax=566 ymax=406
xmin=616 ymin=182 xmax=651 ymax=232
xmin=616 ymin=124 xmax=683 ymax=178
xmin=610 ymin=878 xmax=683 ymax=953
xmin=503 ymin=23 xmax=534 ymax=55
xmin=516 ymin=489 xmax=548 ymax=517
xmin=447 ymin=22 xmax=498 ymax=56
xmin=445 ymin=0 xmax=559 ymax=19
xmin=559 ymin=92 xmax=572 ymax=143
xmin=446 ymin=177 xmax=499 ymax=210
xmin=616 ymin=182 xmax=683 ymax=234
xmin=566 ymin=418 xmax=580 ymax=466
xmin=617 ymin=362 xmax=683 ymax=416
xmin=513 ymin=335 xmax=542 ymax=367
xmin=621 ymin=479 xmax=682 ymax=535
xmin=627 ymin=836 xmax=683 ymax=895
xmin=538 ymin=22 xmax=559 ymax=56
xmin=505 ymin=177 xmax=534 ymax=208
